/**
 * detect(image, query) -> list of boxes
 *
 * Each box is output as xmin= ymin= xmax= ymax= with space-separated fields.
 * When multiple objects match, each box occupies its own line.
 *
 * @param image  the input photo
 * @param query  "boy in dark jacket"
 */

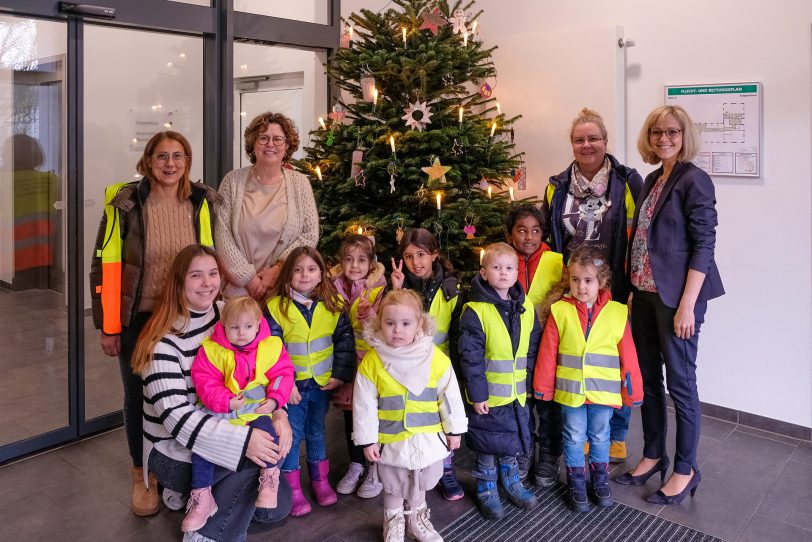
xmin=459 ymin=243 xmax=542 ymax=520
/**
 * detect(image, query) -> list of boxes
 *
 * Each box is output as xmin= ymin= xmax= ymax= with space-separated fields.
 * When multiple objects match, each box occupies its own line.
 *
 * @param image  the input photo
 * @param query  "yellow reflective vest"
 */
xmin=198 ymin=335 xmax=284 ymax=425
xmin=358 ymin=347 xmax=449 ymax=444
xmin=526 ymin=251 xmax=564 ymax=307
xmin=551 ymin=300 xmax=627 ymax=407
xmin=350 ymin=285 xmax=385 ymax=354
xmin=95 ymin=181 xmax=214 ymax=334
xmin=429 ymin=288 xmax=459 ymax=356
xmin=464 ymin=298 xmax=535 ymax=407
xmin=266 ymin=297 xmax=341 ymax=386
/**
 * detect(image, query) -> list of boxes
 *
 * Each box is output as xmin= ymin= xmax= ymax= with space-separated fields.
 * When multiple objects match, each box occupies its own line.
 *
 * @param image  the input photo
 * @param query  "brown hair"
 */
xmin=368 ymin=289 xmax=426 ymax=337
xmin=398 ymin=228 xmax=456 ymax=277
xmin=339 ymin=233 xmax=376 ymax=263
xmin=131 ymin=244 xmax=222 ymax=374
xmin=221 ymin=296 xmax=262 ymax=326
xmin=536 ymin=245 xmax=612 ymax=327
xmin=482 ymin=242 xmax=518 ymax=268
xmin=136 ymin=131 xmax=193 ymax=200
xmin=244 ymin=112 xmax=300 ymax=164
xmin=570 ymin=107 xmax=608 ymax=144
xmin=265 ymin=246 xmax=344 ymax=317
xmin=636 ymin=105 xmax=700 ymax=165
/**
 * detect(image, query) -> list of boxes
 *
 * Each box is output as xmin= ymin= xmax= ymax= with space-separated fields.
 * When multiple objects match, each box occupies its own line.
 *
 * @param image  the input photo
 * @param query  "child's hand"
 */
xmin=473 ymin=401 xmax=489 ymax=415
xmin=446 ymin=435 xmax=461 ymax=451
xmin=320 ymin=377 xmax=342 ymax=391
xmin=356 ymin=297 xmax=373 ymax=320
xmin=390 ymin=258 xmax=405 ymax=290
xmin=229 ymin=394 xmax=247 ymax=411
xmin=255 ymin=398 xmax=277 ymax=414
xmin=288 ymin=385 xmax=302 ymax=405
xmin=363 ymin=444 xmax=381 ymax=462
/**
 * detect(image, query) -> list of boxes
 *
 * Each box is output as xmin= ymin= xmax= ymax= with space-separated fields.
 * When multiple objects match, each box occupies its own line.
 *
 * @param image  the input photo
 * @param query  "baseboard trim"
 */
xmin=699 ymin=399 xmax=811 ymax=441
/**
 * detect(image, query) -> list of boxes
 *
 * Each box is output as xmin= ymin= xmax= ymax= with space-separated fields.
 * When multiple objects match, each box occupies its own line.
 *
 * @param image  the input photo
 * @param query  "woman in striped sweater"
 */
xmin=131 ymin=244 xmax=293 ymax=542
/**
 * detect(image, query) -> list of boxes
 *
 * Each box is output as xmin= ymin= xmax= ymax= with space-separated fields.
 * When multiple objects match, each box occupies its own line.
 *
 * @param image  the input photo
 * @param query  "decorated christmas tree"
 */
xmin=298 ymin=0 xmax=532 ymax=274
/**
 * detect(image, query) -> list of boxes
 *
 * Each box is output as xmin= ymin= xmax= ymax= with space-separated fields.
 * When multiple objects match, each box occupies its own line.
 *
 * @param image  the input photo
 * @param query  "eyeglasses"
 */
xmin=257 ymin=135 xmax=287 ymax=146
xmin=649 ymin=128 xmax=683 ymax=140
xmin=152 ymin=152 xmax=188 ymax=163
xmin=571 ymin=136 xmax=604 ymax=146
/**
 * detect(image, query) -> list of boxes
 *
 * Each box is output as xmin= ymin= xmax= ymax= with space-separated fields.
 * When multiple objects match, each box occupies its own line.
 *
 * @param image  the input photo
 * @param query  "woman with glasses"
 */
xmin=89 ymin=131 xmax=220 ymax=516
xmin=533 ymin=108 xmax=643 ymax=485
xmin=216 ymin=112 xmax=318 ymax=300
xmin=614 ymin=105 xmax=724 ymax=504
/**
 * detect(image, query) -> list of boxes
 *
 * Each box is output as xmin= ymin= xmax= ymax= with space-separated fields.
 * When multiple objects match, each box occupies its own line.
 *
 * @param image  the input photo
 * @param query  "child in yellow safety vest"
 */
xmin=534 ymin=246 xmax=643 ymax=512
xmin=505 ymin=203 xmax=564 ymax=488
xmin=184 ymin=296 xmax=295 ymax=533
xmin=353 ymin=289 xmax=467 ymax=542
xmin=330 ymin=234 xmax=388 ymax=498
xmin=265 ymin=246 xmax=356 ymax=517
xmin=390 ymin=227 xmax=465 ymax=501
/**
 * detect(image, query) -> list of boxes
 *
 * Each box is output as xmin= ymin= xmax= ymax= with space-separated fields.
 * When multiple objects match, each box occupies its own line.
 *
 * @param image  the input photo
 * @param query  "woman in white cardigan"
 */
xmin=216 ymin=112 xmax=319 ymax=300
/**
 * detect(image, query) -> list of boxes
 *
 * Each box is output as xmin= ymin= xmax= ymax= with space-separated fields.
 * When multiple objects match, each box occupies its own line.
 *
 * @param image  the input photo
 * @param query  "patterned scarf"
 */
xmin=569 ymin=158 xmax=610 ymax=198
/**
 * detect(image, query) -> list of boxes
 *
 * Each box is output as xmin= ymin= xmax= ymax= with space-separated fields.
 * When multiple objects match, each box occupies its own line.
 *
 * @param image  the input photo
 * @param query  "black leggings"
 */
xmin=343 ymin=410 xmax=366 ymax=465
xmin=118 ymin=311 xmax=152 ymax=467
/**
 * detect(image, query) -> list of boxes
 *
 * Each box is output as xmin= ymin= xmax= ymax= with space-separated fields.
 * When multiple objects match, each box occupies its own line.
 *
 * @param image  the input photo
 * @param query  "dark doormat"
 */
xmin=440 ymin=483 xmax=725 ymax=542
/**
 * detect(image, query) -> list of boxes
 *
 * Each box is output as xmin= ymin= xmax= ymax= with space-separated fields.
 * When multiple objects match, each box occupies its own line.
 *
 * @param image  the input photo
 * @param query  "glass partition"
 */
xmin=235 ymin=1 xmax=330 ymax=25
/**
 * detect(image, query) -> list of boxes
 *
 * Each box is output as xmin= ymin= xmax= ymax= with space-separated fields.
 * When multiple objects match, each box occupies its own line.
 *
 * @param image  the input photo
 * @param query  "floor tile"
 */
xmin=700 ymin=430 xmax=795 ymax=491
xmin=733 ymin=424 xmax=802 ymax=446
xmin=0 ymin=493 xmax=65 ymax=542
xmin=789 ymin=440 xmax=812 ymax=467
xmin=756 ymin=460 xmax=812 ymax=532
xmin=738 ymin=513 xmax=812 ymax=542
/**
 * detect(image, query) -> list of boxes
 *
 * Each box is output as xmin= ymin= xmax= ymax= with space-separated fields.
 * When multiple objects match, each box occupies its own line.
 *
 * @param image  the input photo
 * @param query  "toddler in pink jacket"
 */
xmin=182 ymin=297 xmax=294 ymax=534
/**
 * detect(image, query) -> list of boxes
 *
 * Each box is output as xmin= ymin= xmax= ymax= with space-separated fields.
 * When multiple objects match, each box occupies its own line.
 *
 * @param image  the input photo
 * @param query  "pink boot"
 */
xmin=282 ymin=469 xmax=312 ymax=517
xmin=256 ymin=467 xmax=280 ymax=509
xmin=307 ymin=459 xmax=337 ymax=507
xmin=181 ymin=487 xmax=218 ymax=532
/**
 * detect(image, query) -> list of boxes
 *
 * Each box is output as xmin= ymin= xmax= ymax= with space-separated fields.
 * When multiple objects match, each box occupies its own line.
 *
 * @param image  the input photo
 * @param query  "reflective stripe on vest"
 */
xmin=358 ymin=347 xmax=450 ymax=444
xmin=526 ymin=251 xmax=564 ymax=307
xmin=266 ymin=297 xmax=341 ymax=386
xmin=550 ymin=300 xmax=627 ymax=407
xmin=198 ymin=335 xmax=283 ymax=426
xmin=95 ymin=182 xmax=214 ymax=334
xmin=429 ymin=287 xmax=458 ymax=356
xmin=464 ymin=298 xmax=535 ymax=407
xmin=350 ymin=285 xmax=385 ymax=354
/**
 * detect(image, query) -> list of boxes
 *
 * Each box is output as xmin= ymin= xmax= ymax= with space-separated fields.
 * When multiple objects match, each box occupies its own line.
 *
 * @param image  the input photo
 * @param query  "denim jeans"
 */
xmin=281 ymin=378 xmax=329 ymax=472
xmin=560 ymin=404 xmax=614 ymax=467
xmin=149 ymin=449 xmax=291 ymax=542
xmin=609 ymin=405 xmax=632 ymax=442
xmin=118 ymin=311 xmax=151 ymax=466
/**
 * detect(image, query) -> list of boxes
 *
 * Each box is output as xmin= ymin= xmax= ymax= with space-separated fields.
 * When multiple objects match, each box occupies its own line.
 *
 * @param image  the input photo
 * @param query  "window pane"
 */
xmin=233 ymin=43 xmax=327 ymax=169
xmin=168 ymin=0 xmax=210 ymax=5
xmin=0 ymin=16 xmax=69 ymax=446
xmin=83 ymin=25 xmax=203 ymax=420
xmin=234 ymin=0 xmax=329 ymax=24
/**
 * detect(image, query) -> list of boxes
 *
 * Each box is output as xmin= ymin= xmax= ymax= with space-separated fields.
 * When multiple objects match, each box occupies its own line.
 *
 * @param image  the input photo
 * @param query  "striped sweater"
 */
xmin=141 ymin=302 xmax=250 ymax=484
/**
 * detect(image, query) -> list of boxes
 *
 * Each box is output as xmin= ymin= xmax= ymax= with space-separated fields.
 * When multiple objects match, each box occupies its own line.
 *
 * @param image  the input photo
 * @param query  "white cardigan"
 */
xmin=215 ymin=166 xmax=319 ymax=298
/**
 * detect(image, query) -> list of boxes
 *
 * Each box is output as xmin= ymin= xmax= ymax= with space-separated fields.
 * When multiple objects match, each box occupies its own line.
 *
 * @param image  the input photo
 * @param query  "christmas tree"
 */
xmin=298 ymin=0 xmax=532 ymax=274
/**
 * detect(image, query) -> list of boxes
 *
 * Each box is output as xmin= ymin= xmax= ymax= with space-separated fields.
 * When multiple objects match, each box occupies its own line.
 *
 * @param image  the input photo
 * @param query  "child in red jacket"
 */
xmin=534 ymin=246 xmax=642 ymax=512
xmin=184 ymin=297 xmax=295 ymax=533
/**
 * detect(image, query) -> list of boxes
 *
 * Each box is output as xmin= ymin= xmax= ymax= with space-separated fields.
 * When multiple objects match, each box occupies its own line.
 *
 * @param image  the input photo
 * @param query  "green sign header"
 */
xmin=667 ymin=84 xmax=758 ymax=96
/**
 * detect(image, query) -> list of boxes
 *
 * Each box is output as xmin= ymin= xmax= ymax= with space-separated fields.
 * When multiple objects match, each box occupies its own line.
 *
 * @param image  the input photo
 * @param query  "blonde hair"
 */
xmin=482 ymin=242 xmax=518 ymax=268
xmin=636 ymin=105 xmax=700 ymax=164
xmin=570 ymin=107 xmax=608 ymax=144
xmin=221 ymin=296 xmax=262 ymax=326
xmin=368 ymin=290 xmax=424 ymax=336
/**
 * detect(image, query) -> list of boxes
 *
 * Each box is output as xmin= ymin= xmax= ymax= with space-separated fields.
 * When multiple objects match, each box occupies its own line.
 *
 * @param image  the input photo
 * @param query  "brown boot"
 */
xmin=132 ymin=467 xmax=160 ymax=516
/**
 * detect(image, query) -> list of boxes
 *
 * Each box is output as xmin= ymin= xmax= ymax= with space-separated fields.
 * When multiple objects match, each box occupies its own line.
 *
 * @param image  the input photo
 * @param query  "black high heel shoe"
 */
xmin=646 ymin=470 xmax=701 ymax=505
xmin=613 ymin=456 xmax=670 ymax=486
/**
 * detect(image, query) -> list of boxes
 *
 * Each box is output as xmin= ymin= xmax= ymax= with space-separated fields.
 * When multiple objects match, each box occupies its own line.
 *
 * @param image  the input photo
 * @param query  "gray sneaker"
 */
xmin=182 ymin=531 xmax=217 ymax=542
xmin=162 ymin=488 xmax=188 ymax=511
xmin=357 ymin=462 xmax=383 ymax=498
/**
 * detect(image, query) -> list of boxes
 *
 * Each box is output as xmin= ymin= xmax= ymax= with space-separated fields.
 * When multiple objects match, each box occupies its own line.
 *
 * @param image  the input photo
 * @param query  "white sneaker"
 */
xmin=405 ymin=502 xmax=443 ymax=542
xmin=182 ymin=531 xmax=217 ymax=542
xmin=357 ymin=462 xmax=383 ymax=498
xmin=383 ymin=507 xmax=405 ymax=542
xmin=162 ymin=488 xmax=188 ymax=511
xmin=336 ymin=462 xmax=365 ymax=495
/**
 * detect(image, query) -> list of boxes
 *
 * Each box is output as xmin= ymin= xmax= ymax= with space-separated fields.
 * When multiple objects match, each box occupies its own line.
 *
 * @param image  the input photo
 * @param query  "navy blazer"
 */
xmin=627 ymin=161 xmax=724 ymax=309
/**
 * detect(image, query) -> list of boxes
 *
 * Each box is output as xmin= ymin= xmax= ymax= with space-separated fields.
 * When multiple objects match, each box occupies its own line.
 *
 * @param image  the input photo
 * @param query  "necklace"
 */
xmin=253 ymin=167 xmax=284 ymax=185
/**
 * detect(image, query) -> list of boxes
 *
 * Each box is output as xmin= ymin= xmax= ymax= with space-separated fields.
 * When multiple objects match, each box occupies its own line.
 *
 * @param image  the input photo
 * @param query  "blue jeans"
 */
xmin=281 ymin=378 xmax=329 ymax=472
xmin=560 ymin=404 xmax=614 ymax=467
xmin=149 ymin=449 xmax=291 ymax=542
xmin=609 ymin=405 xmax=632 ymax=441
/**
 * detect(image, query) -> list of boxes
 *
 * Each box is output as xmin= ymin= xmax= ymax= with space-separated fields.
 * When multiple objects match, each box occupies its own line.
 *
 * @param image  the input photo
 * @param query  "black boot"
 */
xmin=566 ymin=466 xmax=589 ymax=513
xmin=589 ymin=462 xmax=613 ymax=507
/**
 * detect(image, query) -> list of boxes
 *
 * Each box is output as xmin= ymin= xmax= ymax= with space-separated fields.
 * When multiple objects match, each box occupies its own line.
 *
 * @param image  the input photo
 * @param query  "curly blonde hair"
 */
xmin=244 ymin=112 xmax=300 ymax=164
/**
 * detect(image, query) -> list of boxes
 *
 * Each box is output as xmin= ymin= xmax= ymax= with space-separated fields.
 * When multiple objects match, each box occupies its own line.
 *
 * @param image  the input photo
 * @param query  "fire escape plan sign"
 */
xmin=665 ymin=83 xmax=762 ymax=177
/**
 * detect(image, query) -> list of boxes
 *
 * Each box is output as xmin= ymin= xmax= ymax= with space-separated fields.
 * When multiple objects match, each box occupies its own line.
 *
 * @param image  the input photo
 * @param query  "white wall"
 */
xmin=343 ymin=0 xmax=812 ymax=429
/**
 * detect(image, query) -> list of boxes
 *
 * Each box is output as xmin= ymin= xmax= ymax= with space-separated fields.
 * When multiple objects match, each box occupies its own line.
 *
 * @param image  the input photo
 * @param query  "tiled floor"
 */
xmin=1 ymin=408 xmax=810 ymax=542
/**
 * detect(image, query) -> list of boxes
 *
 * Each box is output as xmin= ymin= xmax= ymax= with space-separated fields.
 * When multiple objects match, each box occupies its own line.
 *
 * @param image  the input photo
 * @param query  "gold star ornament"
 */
xmin=422 ymin=157 xmax=452 ymax=183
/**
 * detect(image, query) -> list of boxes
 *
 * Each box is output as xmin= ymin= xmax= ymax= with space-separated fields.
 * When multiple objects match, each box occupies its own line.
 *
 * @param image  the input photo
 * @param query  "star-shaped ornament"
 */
xmin=419 ymin=8 xmax=446 ymax=36
xmin=353 ymin=170 xmax=367 ymax=188
xmin=451 ymin=139 xmax=463 ymax=155
xmin=422 ymin=157 xmax=452 ymax=183
xmin=402 ymin=100 xmax=433 ymax=131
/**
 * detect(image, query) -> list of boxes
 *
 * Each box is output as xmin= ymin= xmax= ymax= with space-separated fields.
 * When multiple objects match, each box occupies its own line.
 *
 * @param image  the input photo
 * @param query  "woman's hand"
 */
xmin=246 ymin=428 xmax=282 ymax=467
xmin=254 ymin=398 xmax=277 ymax=415
xmin=390 ymin=258 xmax=404 ymax=290
xmin=363 ymin=443 xmax=381 ymax=463
xmin=320 ymin=378 xmax=342 ymax=391
xmin=246 ymin=275 xmax=265 ymax=300
xmin=257 ymin=265 xmax=281 ymax=291
xmin=100 ymin=332 xmax=121 ymax=357
xmin=673 ymin=303 xmax=696 ymax=339
xmin=473 ymin=401 xmax=489 ymax=415
xmin=446 ymin=435 xmax=461 ymax=451
xmin=271 ymin=409 xmax=292 ymax=459
xmin=288 ymin=385 xmax=302 ymax=405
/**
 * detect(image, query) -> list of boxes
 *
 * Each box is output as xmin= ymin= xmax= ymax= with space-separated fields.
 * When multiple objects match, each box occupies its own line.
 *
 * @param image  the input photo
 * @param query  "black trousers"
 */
xmin=631 ymin=291 xmax=706 ymax=475
xmin=118 ymin=311 xmax=152 ymax=467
